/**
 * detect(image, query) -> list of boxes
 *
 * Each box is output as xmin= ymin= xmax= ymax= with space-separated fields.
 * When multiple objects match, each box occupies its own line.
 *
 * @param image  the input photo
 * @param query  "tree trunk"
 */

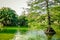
xmin=45 ymin=0 xmax=56 ymax=35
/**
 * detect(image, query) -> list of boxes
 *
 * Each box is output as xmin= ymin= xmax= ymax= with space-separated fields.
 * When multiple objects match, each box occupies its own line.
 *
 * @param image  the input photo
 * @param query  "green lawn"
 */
xmin=0 ymin=33 xmax=14 ymax=40
xmin=0 ymin=26 xmax=28 ymax=34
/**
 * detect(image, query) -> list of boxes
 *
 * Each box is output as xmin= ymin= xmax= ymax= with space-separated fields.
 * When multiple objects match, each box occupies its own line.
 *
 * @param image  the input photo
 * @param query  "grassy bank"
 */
xmin=0 ymin=26 xmax=28 ymax=34
xmin=0 ymin=26 xmax=28 ymax=40
xmin=0 ymin=25 xmax=60 ymax=34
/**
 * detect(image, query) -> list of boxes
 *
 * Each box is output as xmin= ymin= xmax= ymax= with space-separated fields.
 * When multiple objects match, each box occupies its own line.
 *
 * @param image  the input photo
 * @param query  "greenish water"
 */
xmin=0 ymin=30 xmax=60 ymax=40
xmin=0 ymin=27 xmax=60 ymax=40
xmin=52 ymin=34 xmax=60 ymax=40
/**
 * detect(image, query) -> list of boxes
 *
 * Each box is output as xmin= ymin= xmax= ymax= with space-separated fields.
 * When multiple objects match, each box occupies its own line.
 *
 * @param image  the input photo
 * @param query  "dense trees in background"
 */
xmin=18 ymin=14 xmax=28 ymax=27
xmin=0 ymin=7 xmax=28 ymax=27
xmin=0 ymin=7 xmax=18 ymax=26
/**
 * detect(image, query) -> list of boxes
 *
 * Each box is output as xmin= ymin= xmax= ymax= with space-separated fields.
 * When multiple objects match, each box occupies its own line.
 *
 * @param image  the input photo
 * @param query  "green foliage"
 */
xmin=27 ymin=12 xmax=47 ymax=30
xmin=0 ymin=0 xmax=60 ymax=31
xmin=27 ymin=0 xmax=60 ymax=30
xmin=50 ymin=6 xmax=60 ymax=27
xmin=18 ymin=15 xmax=28 ymax=27
xmin=28 ymin=0 xmax=59 ymax=13
xmin=0 ymin=7 xmax=18 ymax=26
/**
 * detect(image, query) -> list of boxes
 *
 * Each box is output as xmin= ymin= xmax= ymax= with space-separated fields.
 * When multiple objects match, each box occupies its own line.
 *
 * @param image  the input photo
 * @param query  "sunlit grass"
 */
xmin=51 ymin=24 xmax=60 ymax=34
xmin=0 ymin=33 xmax=14 ymax=40
xmin=0 ymin=26 xmax=28 ymax=34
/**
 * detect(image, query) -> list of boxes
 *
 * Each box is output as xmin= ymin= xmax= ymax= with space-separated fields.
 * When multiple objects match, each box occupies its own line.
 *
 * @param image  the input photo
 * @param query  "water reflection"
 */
xmin=12 ymin=30 xmax=48 ymax=40
xmin=12 ymin=30 xmax=60 ymax=40
xmin=26 ymin=30 xmax=47 ymax=40
xmin=52 ymin=34 xmax=60 ymax=40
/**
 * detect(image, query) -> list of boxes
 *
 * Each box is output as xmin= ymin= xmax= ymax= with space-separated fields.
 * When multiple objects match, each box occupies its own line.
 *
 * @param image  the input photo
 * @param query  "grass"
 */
xmin=0 ymin=25 xmax=60 ymax=34
xmin=0 ymin=33 xmax=14 ymax=40
xmin=0 ymin=28 xmax=17 ymax=34
xmin=0 ymin=26 xmax=28 ymax=34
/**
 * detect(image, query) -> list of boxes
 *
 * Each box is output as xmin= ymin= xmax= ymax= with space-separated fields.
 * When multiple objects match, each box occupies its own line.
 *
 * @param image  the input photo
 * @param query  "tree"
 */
xmin=28 ymin=0 xmax=57 ymax=25
xmin=18 ymin=13 xmax=28 ymax=27
xmin=28 ymin=0 xmax=58 ymax=13
xmin=26 ymin=11 xmax=48 ymax=30
xmin=27 ymin=0 xmax=58 ymax=32
xmin=50 ymin=6 xmax=60 ymax=27
xmin=0 ymin=7 xmax=18 ymax=26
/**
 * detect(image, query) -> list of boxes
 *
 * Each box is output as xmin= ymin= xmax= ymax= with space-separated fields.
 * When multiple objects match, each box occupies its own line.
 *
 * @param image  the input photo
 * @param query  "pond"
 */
xmin=12 ymin=30 xmax=60 ymax=40
xmin=0 ymin=30 xmax=60 ymax=40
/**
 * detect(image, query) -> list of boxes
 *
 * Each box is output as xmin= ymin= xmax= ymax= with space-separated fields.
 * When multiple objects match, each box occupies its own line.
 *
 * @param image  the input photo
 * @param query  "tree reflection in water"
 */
xmin=52 ymin=34 xmax=60 ymax=40
xmin=12 ymin=30 xmax=60 ymax=40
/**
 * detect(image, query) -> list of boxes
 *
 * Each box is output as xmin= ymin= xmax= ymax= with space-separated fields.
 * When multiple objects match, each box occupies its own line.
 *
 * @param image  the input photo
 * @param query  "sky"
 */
xmin=0 ymin=0 xmax=28 ymax=16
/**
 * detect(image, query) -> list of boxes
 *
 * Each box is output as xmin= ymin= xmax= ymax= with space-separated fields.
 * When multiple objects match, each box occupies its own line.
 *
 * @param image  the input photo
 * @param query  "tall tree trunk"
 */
xmin=46 ymin=0 xmax=51 ymax=27
xmin=45 ymin=0 xmax=56 ymax=35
